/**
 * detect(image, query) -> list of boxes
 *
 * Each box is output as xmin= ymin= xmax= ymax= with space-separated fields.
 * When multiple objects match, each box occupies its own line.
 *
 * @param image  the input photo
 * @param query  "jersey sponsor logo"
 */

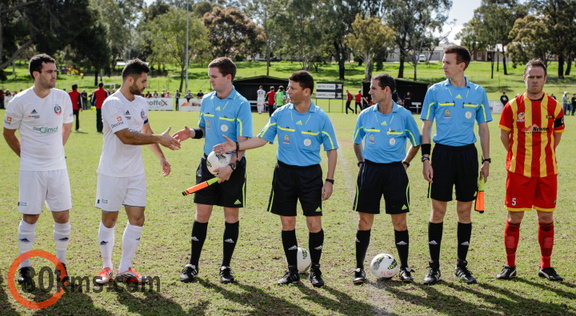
xmin=465 ymin=111 xmax=472 ymax=119
xmin=125 ymin=110 xmax=131 ymax=120
xmin=33 ymin=126 xmax=59 ymax=134
xmin=443 ymin=109 xmax=451 ymax=119
xmin=303 ymin=138 xmax=311 ymax=146
xmin=221 ymin=124 xmax=228 ymax=132
xmin=516 ymin=112 xmax=525 ymax=122
xmin=28 ymin=109 xmax=40 ymax=119
xmin=18 ymin=201 xmax=28 ymax=206
xmin=282 ymin=134 xmax=290 ymax=144
xmin=54 ymin=105 xmax=62 ymax=115
xmin=522 ymin=124 xmax=549 ymax=133
xmin=4 ymin=116 xmax=13 ymax=124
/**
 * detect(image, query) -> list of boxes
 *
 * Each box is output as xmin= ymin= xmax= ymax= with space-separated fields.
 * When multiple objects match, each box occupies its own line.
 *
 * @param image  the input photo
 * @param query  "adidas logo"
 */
xmin=396 ymin=241 xmax=408 ymax=246
xmin=19 ymin=238 xmax=30 ymax=243
xmin=314 ymin=245 xmax=323 ymax=250
xmin=355 ymin=237 xmax=360 ymax=243
xmin=428 ymin=240 xmax=438 ymax=245
xmin=456 ymin=94 xmax=463 ymax=99
xmin=224 ymin=238 xmax=235 ymax=244
xmin=234 ymin=200 xmax=241 ymax=205
xmin=59 ymin=237 xmax=69 ymax=241
xmin=31 ymin=109 xmax=38 ymax=114
xmin=460 ymin=241 xmax=470 ymax=246
xmin=315 ymin=207 xmax=322 ymax=212
xmin=191 ymin=236 xmax=199 ymax=242
xmin=216 ymin=106 xmax=221 ymax=111
xmin=100 ymin=241 xmax=108 ymax=245
xmin=402 ymin=204 xmax=408 ymax=210
xmin=136 ymin=238 xmax=140 ymax=241
xmin=125 ymin=110 xmax=130 ymax=115
xmin=296 ymin=120 xmax=303 ymax=125
xmin=288 ymin=245 xmax=298 ymax=251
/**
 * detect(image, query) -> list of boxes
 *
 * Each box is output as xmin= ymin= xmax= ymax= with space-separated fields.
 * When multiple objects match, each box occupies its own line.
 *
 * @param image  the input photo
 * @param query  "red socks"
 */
xmin=504 ymin=221 xmax=520 ymax=267
xmin=538 ymin=222 xmax=554 ymax=269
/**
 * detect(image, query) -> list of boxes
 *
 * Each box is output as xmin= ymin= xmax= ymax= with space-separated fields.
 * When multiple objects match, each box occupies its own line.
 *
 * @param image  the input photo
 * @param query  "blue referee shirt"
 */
xmin=353 ymin=103 xmax=421 ymax=163
xmin=258 ymin=103 xmax=339 ymax=167
xmin=198 ymin=87 xmax=253 ymax=156
xmin=420 ymin=77 xmax=492 ymax=146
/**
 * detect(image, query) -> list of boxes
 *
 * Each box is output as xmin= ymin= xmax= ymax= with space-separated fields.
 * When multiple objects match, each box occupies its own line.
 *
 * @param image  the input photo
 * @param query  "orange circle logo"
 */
xmin=7 ymin=250 xmax=66 ymax=309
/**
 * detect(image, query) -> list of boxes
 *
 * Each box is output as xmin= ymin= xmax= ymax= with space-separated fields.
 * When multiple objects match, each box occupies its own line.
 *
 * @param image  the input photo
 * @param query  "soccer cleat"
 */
xmin=496 ymin=265 xmax=517 ymax=280
xmin=454 ymin=260 xmax=477 ymax=284
xmin=277 ymin=266 xmax=300 ymax=285
xmin=116 ymin=267 xmax=150 ymax=284
xmin=399 ymin=267 xmax=414 ymax=282
xmin=180 ymin=264 xmax=198 ymax=283
xmin=95 ymin=267 xmax=113 ymax=284
xmin=538 ymin=267 xmax=563 ymax=281
xmin=219 ymin=266 xmax=235 ymax=284
xmin=353 ymin=268 xmax=366 ymax=285
xmin=423 ymin=265 xmax=441 ymax=285
xmin=309 ymin=264 xmax=324 ymax=288
xmin=55 ymin=263 xmax=69 ymax=285
xmin=18 ymin=267 xmax=33 ymax=287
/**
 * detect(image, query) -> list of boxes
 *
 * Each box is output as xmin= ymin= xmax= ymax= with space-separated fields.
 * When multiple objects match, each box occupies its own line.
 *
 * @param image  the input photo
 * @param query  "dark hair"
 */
xmin=208 ymin=57 xmax=237 ymax=80
xmin=29 ymin=53 xmax=56 ymax=79
xmin=289 ymin=70 xmax=314 ymax=93
xmin=98 ymin=82 xmax=104 ymax=88
xmin=444 ymin=45 xmax=471 ymax=69
xmin=72 ymin=84 xmax=78 ymax=90
xmin=372 ymin=73 xmax=396 ymax=92
xmin=524 ymin=59 xmax=547 ymax=76
xmin=122 ymin=58 xmax=150 ymax=80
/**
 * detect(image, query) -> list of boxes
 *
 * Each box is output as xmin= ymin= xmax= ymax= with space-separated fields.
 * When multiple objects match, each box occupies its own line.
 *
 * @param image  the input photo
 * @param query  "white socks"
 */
xmin=118 ymin=224 xmax=143 ymax=272
xmin=98 ymin=222 xmax=115 ymax=270
xmin=18 ymin=220 xmax=36 ymax=268
xmin=53 ymin=221 xmax=71 ymax=264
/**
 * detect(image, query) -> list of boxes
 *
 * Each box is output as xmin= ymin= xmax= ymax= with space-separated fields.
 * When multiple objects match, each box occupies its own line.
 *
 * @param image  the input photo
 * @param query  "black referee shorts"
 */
xmin=353 ymin=160 xmax=410 ymax=215
xmin=194 ymin=155 xmax=246 ymax=208
xmin=429 ymin=143 xmax=478 ymax=202
xmin=267 ymin=161 xmax=323 ymax=217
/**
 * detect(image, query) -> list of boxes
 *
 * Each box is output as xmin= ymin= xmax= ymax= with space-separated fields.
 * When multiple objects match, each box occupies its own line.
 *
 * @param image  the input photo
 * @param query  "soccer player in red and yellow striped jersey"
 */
xmin=497 ymin=59 xmax=565 ymax=281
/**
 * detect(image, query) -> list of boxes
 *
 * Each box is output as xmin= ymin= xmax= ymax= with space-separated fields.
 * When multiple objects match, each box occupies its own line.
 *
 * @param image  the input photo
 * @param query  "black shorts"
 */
xmin=429 ymin=143 xmax=478 ymax=202
xmin=353 ymin=160 xmax=410 ymax=215
xmin=268 ymin=161 xmax=323 ymax=217
xmin=194 ymin=155 xmax=246 ymax=208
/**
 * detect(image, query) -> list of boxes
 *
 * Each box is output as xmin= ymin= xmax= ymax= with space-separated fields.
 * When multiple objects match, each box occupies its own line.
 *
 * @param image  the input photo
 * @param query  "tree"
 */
xmin=346 ymin=14 xmax=395 ymax=82
xmin=382 ymin=0 xmax=451 ymax=79
xmin=506 ymin=14 xmax=552 ymax=66
xmin=147 ymin=9 xmax=210 ymax=91
xmin=202 ymin=6 xmax=264 ymax=59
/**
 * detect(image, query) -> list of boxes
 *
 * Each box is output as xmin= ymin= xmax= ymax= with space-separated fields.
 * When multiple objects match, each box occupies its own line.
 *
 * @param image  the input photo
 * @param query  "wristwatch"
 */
xmin=228 ymin=163 xmax=236 ymax=171
xmin=482 ymin=158 xmax=491 ymax=164
xmin=421 ymin=156 xmax=430 ymax=162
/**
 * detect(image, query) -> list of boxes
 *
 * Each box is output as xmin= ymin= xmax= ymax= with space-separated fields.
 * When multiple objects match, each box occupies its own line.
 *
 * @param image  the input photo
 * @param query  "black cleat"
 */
xmin=454 ymin=260 xmax=477 ymax=284
xmin=278 ymin=266 xmax=300 ymax=285
xmin=538 ymin=267 xmax=563 ymax=281
xmin=180 ymin=264 xmax=198 ymax=283
xmin=309 ymin=264 xmax=324 ymax=288
xmin=18 ymin=267 xmax=33 ymax=288
xmin=496 ymin=265 xmax=517 ymax=280
xmin=55 ymin=263 xmax=69 ymax=286
xmin=399 ymin=267 xmax=414 ymax=282
xmin=423 ymin=265 xmax=441 ymax=285
xmin=219 ymin=266 xmax=235 ymax=284
xmin=353 ymin=268 xmax=366 ymax=285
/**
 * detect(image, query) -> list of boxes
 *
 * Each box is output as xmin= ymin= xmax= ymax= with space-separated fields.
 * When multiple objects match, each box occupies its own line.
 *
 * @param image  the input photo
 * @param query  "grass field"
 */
xmin=0 ymin=108 xmax=575 ymax=315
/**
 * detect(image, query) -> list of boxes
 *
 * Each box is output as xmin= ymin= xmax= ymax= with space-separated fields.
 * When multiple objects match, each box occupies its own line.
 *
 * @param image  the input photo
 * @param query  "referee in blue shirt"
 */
xmin=351 ymin=74 xmax=421 ymax=284
xmin=214 ymin=70 xmax=338 ymax=288
xmin=420 ymin=46 xmax=492 ymax=285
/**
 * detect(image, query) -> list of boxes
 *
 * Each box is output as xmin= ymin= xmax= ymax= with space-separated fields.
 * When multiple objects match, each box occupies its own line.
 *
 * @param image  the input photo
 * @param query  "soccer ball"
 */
xmin=297 ymin=247 xmax=312 ymax=273
xmin=206 ymin=151 xmax=232 ymax=176
xmin=370 ymin=253 xmax=399 ymax=279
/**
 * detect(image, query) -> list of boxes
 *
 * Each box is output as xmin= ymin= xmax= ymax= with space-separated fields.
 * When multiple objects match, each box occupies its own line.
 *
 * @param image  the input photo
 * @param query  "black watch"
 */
xmin=482 ymin=158 xmax=491 ymax=164
xmin=357 ymin=161 xmax=364 ymax=167
xmin=402 ymin=161 xmax=410 ymax=167
xmin=325 ymin=178 xmax=335 ymax=184
xmin=228 ymin=163 xmax=236 ymax=171
xmin=421 ymin=156 xmax=430 ymax=162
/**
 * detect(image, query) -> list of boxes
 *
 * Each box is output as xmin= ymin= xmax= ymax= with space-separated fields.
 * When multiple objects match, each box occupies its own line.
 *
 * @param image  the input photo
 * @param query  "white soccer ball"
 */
xmin=206 ymin=151 xmax=232 ymax=176
xmin=370 ymin=253 xmax=399 ymax=279
xmin=297 ymin=247 xmax=312 ymax=273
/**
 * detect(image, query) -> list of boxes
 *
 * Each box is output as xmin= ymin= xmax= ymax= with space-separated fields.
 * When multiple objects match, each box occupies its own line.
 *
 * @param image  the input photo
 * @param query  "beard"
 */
xmin=129 ymin=82 xmax=144 ymax=95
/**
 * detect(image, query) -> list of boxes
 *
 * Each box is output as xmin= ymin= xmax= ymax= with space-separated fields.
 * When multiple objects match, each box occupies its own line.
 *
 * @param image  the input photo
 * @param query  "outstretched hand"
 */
xmin=213 ymin=135 xmax=236 ymax=154
xmin=159 ymin=127 xmax=181 ymax=150
xmin=172 ymin=126 xmax=192 ymax=142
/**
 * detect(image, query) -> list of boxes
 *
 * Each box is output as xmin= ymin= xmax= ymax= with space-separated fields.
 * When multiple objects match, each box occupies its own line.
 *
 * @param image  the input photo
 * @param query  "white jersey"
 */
xmin=97 ymin=91 xmax=149 ymax=177
xmin=3 ymin=87 xmax=73 ymax=171
xmin=257 ymin=88 xmax=266 ymax=104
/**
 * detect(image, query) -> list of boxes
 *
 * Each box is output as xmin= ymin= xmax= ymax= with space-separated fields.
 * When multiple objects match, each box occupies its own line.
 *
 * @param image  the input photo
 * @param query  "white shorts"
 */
xmin=96 ymin=173 xmax=146 ymax=212
xmin=19 ymin=169 xmax=72 ymax=214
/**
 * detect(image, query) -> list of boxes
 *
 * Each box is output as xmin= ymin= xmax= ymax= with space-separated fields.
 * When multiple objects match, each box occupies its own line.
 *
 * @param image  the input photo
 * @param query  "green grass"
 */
xmin=0 ymin=109 xmax=575 ymax=315
xmin=3 ymin=60 xmax=576 ymax=102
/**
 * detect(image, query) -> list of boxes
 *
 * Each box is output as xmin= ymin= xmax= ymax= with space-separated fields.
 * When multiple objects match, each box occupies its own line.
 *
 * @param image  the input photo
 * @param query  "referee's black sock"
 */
xmin=190 ymin=221 xmax=208 ymax=266
xmin=309 ymin=229 xmax=324 ymax=265
xmin=222 ymin=221 xmax=239 ymax=267
xmin=457 ymin=222 xmax=472 ymax=263
xmin=355 ymin=230 xmax=371 ymax=269
xmin=428 ymin=222 xmax=443 ymax=268
xmin=282 ymin=230 xmax=298 ymax=269
xmin=395 ymin=229 xmax=409 ymax=269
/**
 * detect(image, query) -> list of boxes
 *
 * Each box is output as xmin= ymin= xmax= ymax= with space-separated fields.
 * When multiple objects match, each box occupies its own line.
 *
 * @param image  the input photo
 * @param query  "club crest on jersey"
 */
xmin=303 ymin=138 xmax=311 ymax=146
xmin=443 ymin=109 xmax=451 ymax=119
xmin=206 ymin=120 xmax=211 ymax=129
xmin=465 ymin=111 xmax=472 ymax=119
xmin=282 ymin=134 xmax=290 ymax=144
xmin=141 ymin=109 xmax=146 ymax=120
xmin=54 ymin=105 xmax=62 ymax=115
xmin=389 ymin=138 xmax=396 ymax=145
xmin=221 ymin=124 xmax=228 ymax=132
xmin=516 ymin=112 xmax=525 ymax=122
xmin=369 ymin=134 xmax=375 ymax=144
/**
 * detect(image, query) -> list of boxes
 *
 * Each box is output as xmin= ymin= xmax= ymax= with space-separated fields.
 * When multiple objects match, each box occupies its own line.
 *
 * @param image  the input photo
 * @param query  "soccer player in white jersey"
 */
xmin=94 ymin=58 xmax=180 ymax=284
xmin=3 ymin=54 xmax=74 ymax=287
xmin=257 ymin=85 xmax=266 ymax=114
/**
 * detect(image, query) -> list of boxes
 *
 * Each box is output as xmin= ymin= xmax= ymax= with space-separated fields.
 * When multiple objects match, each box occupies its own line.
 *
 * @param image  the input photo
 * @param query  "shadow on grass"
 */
xmin=297 ymin=284 xmax=393 ymax=315
xmin=384 ymin=279 xmax=576 ymax=315
xmin=32 ymin=288 xmax=110 ymax=316
xmin=0 ymin=275 xmax=20 ymax=316
xmin=116 ymin=287 xmax=206 ymax=315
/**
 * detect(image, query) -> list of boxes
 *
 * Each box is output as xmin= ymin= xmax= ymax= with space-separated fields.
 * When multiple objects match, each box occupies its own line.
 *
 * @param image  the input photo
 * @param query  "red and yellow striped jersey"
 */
xmin=499 ymin=93 xmax=565 ymax=178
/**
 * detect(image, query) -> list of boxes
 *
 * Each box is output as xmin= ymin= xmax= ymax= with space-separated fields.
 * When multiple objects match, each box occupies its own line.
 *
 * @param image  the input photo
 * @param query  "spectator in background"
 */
xmin=275 ymin=86 xmax=286 ymax=109
xmin=267 ymin=86 xmax=276 ymax=117
xmin=153 ymin=90 xmax=159 ymax=98
xmin=571 ymin=93 xmax=576 ymax=116
xmin=185 ymin=90 xmax=193 ymax=102
xmin=404 ymin=91 xmax=412 ymax=110
xmin=345 ymin=90 xmax=354 ymax=114
xmin=0 ymin=88 xmax=4 ymax=109
xmin=257 ymin=85 xmax=266 ymax=114
xmin=197 ymin=90 xmax=204 ymax=99
xmin=500 ymin=92 xmax=509 ymax=106
xmin=355 ymin=90 xmax=362 ymax=114
xmin=81 ymin=89 xmax=89 ymax=110
xmin=69 ymin=84 xmax=82 ymax=131
xmin=92 ymin=82 xmax=109 ymax=133
xmin=562 ymin=91 xmax=570 ymax=115
xmin=175 ymin=90 xmax=181 ymax=110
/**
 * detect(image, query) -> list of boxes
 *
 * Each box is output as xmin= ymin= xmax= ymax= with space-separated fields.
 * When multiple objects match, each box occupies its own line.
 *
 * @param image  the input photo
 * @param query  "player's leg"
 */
xmin=534 ymin=175 xmax=562 ymax=281
xmin=180 ymin=204 xmax=213 ymax=282
xmin=116 ymin=206 xmax=149 ymax=283
xmin=46 ymin=169 xmax=72 ymax=284
xmin=354 ymin=213 xmax=374 ymax=284
xmin=220 ymin=207 xmax=239 ymax=283
xmin=392 ymin=213 xmax=412 ymax=282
